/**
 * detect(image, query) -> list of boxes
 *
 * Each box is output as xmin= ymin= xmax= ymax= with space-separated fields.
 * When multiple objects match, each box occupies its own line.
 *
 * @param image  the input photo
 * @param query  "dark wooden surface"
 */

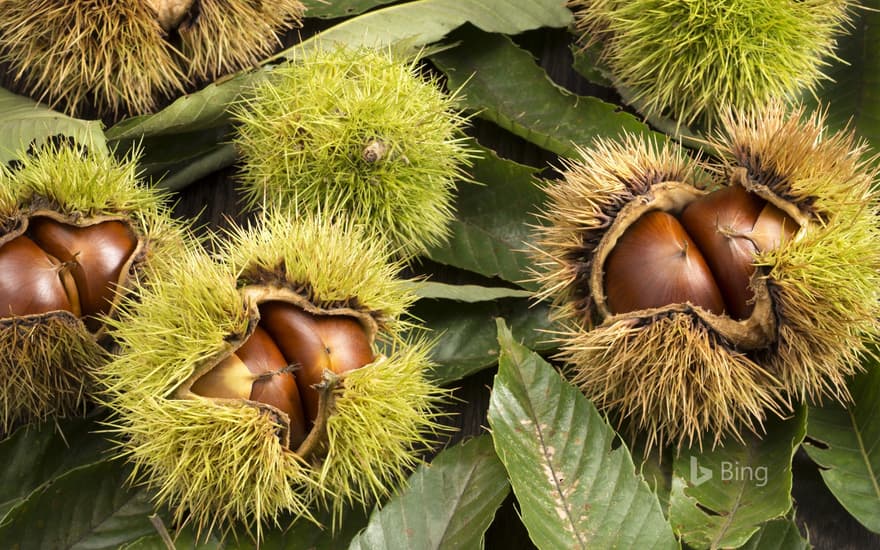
xmin=170 ymin=26 xmax=879 ymax=550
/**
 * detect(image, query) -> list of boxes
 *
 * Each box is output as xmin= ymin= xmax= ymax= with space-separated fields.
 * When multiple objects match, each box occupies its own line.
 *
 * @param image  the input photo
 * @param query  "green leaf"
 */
xmin=569 ymin=43 xmax=613 ymax=88
xmin=488 ymin=319 xmax=679 ymax=550
xmin=630 ymin=441 xmax=674 ymax=518
xmin=431 ymin=30 xmax=660 ymax=159
xmin=254 ymin=505 xmax=370 ymax=550
xmin=120 ymin=528 xmax=223 ymax=550
xmin=105 ymin=73 xmax=255 ymax=142
xmin=0 ymin=87 xmax=107 ymax=163
xmin=806 ymin=0 xmax=880 ymax=151
xmin=425 ymin=144 xmax=544 ymax=288
xmin=410 ymin=281 xmax=532 ymax=302
xmin=669 ymin=408 xmax=807 ymax=549
xmin=272 ymin=0 xmax=573 ymax=64
xmin=414 ymin=297 xmax=558 ymax=385
xmin=803 ymin=364 xmax=880 ymax=533
xmin=301 ymin=0 xmax=397 ymax=19
xmin=0 ymin=460 xmax=155 ymax=549
xmin=0 ymin=416 xmax=112 ymax=520
xmin=122 ymin=505 xmax=369 ymax=549
xmin=349 ymin=435 xmax=509 ymax=549
xmin=117 ymin=130 xmax=237 ymax=192
xmin=107 ymin=0 xmax=572 ymax=189
xmin=739 ymin=517 xmax=809 ymax=550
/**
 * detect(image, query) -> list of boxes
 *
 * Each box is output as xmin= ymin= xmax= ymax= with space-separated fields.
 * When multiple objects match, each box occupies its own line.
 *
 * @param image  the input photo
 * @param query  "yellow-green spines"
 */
xmin=3 ymin=146 xmax=171 ymax=220
xmin=233 ymin=46 xmax=474 ymax=258
xmin=320 ymin=340 xmax=443 ymax=516
xmin=531 ymin=104 xmax=880 ymax=449
xmin=0 ymin=145 xmax=180 ymax=432
xmin=221 ymin=210 xmax=416 ymax=329
xmin=570 ymin=0 xmax=852 ymax=129
xmin=99 ymin=212 xmax=446 ymax=539
xmin=0 ymin=0 xmax=304 ymax=119
xmin=712 ymin=105 xmax=880 ymax=402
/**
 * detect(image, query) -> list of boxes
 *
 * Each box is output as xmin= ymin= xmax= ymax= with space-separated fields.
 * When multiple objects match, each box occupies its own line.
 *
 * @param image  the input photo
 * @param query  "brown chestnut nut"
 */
xmin=260 ymin=301 xmax=374 ymax=424
xmin=28 ymin=217 xmax=138 ymax=331
xmin=0 ymin=235 xmax=77 ymax=317
xmin=604 ymin=210 xmax=725 ymax=315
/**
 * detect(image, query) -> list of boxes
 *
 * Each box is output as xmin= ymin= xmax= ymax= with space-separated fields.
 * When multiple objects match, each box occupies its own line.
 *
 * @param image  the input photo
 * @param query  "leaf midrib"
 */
xmin=709 ymin=443 xmax=757 ymax=550
xmin=430 ymin=454 xmax=484 ymax=549
xmin=849 ymin=407 xmax=880 ymax=502
xmin=512 ymin=355 xmax=588 ymax=549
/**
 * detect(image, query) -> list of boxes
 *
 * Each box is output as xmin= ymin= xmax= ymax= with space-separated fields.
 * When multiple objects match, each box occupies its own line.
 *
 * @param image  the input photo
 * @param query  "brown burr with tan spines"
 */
xmin=531 ymin=105 xmax=880 ymax=448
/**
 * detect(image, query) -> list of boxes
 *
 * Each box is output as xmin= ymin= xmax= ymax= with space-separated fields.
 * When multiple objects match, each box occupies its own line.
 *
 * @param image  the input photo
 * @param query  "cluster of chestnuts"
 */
xmin=0 ymin=41 xmax=463 ymax=539
xmin=532 ymin=103 xmax=880 ymax=448
xmin=1 ymin=0 xmax=877 ymax=544
xmin=0 ymin=145 xmax=179 ymax=433
xmin=99 ymin=212 xmax=443 ymax=537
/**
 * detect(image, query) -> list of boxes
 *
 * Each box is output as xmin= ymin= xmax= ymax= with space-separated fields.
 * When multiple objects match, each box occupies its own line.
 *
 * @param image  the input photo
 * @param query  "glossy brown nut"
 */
xmin=604 ymin=210 xmax=725 ymax=315
xmin=259 ymin=302 xmax=332 ymax=423
xmin=260 ymin=302 xmax=375 ymax=424
xmin=0 ymin=235 xmax=75 ymax=317
xmin=238 ymin=326 xmax=307 ymax=448
xmin=751 ymin=202 xmax=797 ymax=252
xmin=313 ymin=316 xmax=375 ymax=375
xmin=680 ymin=185 xmax=765 ymax=319
xmin=29 ymin=218 xmax=138 ymax=323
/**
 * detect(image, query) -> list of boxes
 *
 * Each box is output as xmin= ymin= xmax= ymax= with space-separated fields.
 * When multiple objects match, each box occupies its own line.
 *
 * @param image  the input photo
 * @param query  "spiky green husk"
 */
xmin=713 ymin=104 xmax=880 ymax=402
xmin=0 ymin=145 xmax=180 ymax=432
xmin=233 ymin=46 xmax=474 ymax=258
xmin=106 ymin=395 xmax=320 ymax=540
xmin=0 ymin=0 xmax=184 ymax=118
xmin=532 ymin=104 xmax=880 ymax=448
xmin=569 ymin=0 xmax=852 ymax=128
xmin=531 ymin=135 xmax=710 ymax=321
xmin=100 ymin=213 xmax=444 ymax=539
xmin=99 ymin=248 xmax=244 ymax=402
xmin=2 ymin=146 xmax=173 ymax=221
xmin=221 ymin=209 xmax=416 ymax=333
xmin=320 ymin=340 xmax=446 ymax=523
xmin=180 ymin=0 xmax=304 ymax=82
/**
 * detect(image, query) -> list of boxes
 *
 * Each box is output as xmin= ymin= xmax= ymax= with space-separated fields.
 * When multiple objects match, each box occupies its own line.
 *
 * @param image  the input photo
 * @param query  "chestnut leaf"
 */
xmin=349 ymin=435 xmax=509 ymax=549
xmin=488 ymin=319 xmax=678 ymax=550
xmin=431 ymin=29 xmax=662 ymax=160
xmin=804 ymin=362 xmax=880 ymax=534
xmin=409 ymin=297 xmax=557 ymax=386
xmin=739 ymin=517 xmax=809 ymax=550
xmin=425 ymin=144 xmax=544 ymax=289
xmin=0 ymin=460 xmax=154 ymax=549
xmin=299 ymin=0 xmax=396 ymax=20
xmin=0 ymin=87 xmax=108 ymax=165
xmin=0 ymin=416 xmax=111 ymax=521
xmin=805 ymin=0 xmax=880 ymax=157
xmin=668 ymin=406 xmax=807 ymax=548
